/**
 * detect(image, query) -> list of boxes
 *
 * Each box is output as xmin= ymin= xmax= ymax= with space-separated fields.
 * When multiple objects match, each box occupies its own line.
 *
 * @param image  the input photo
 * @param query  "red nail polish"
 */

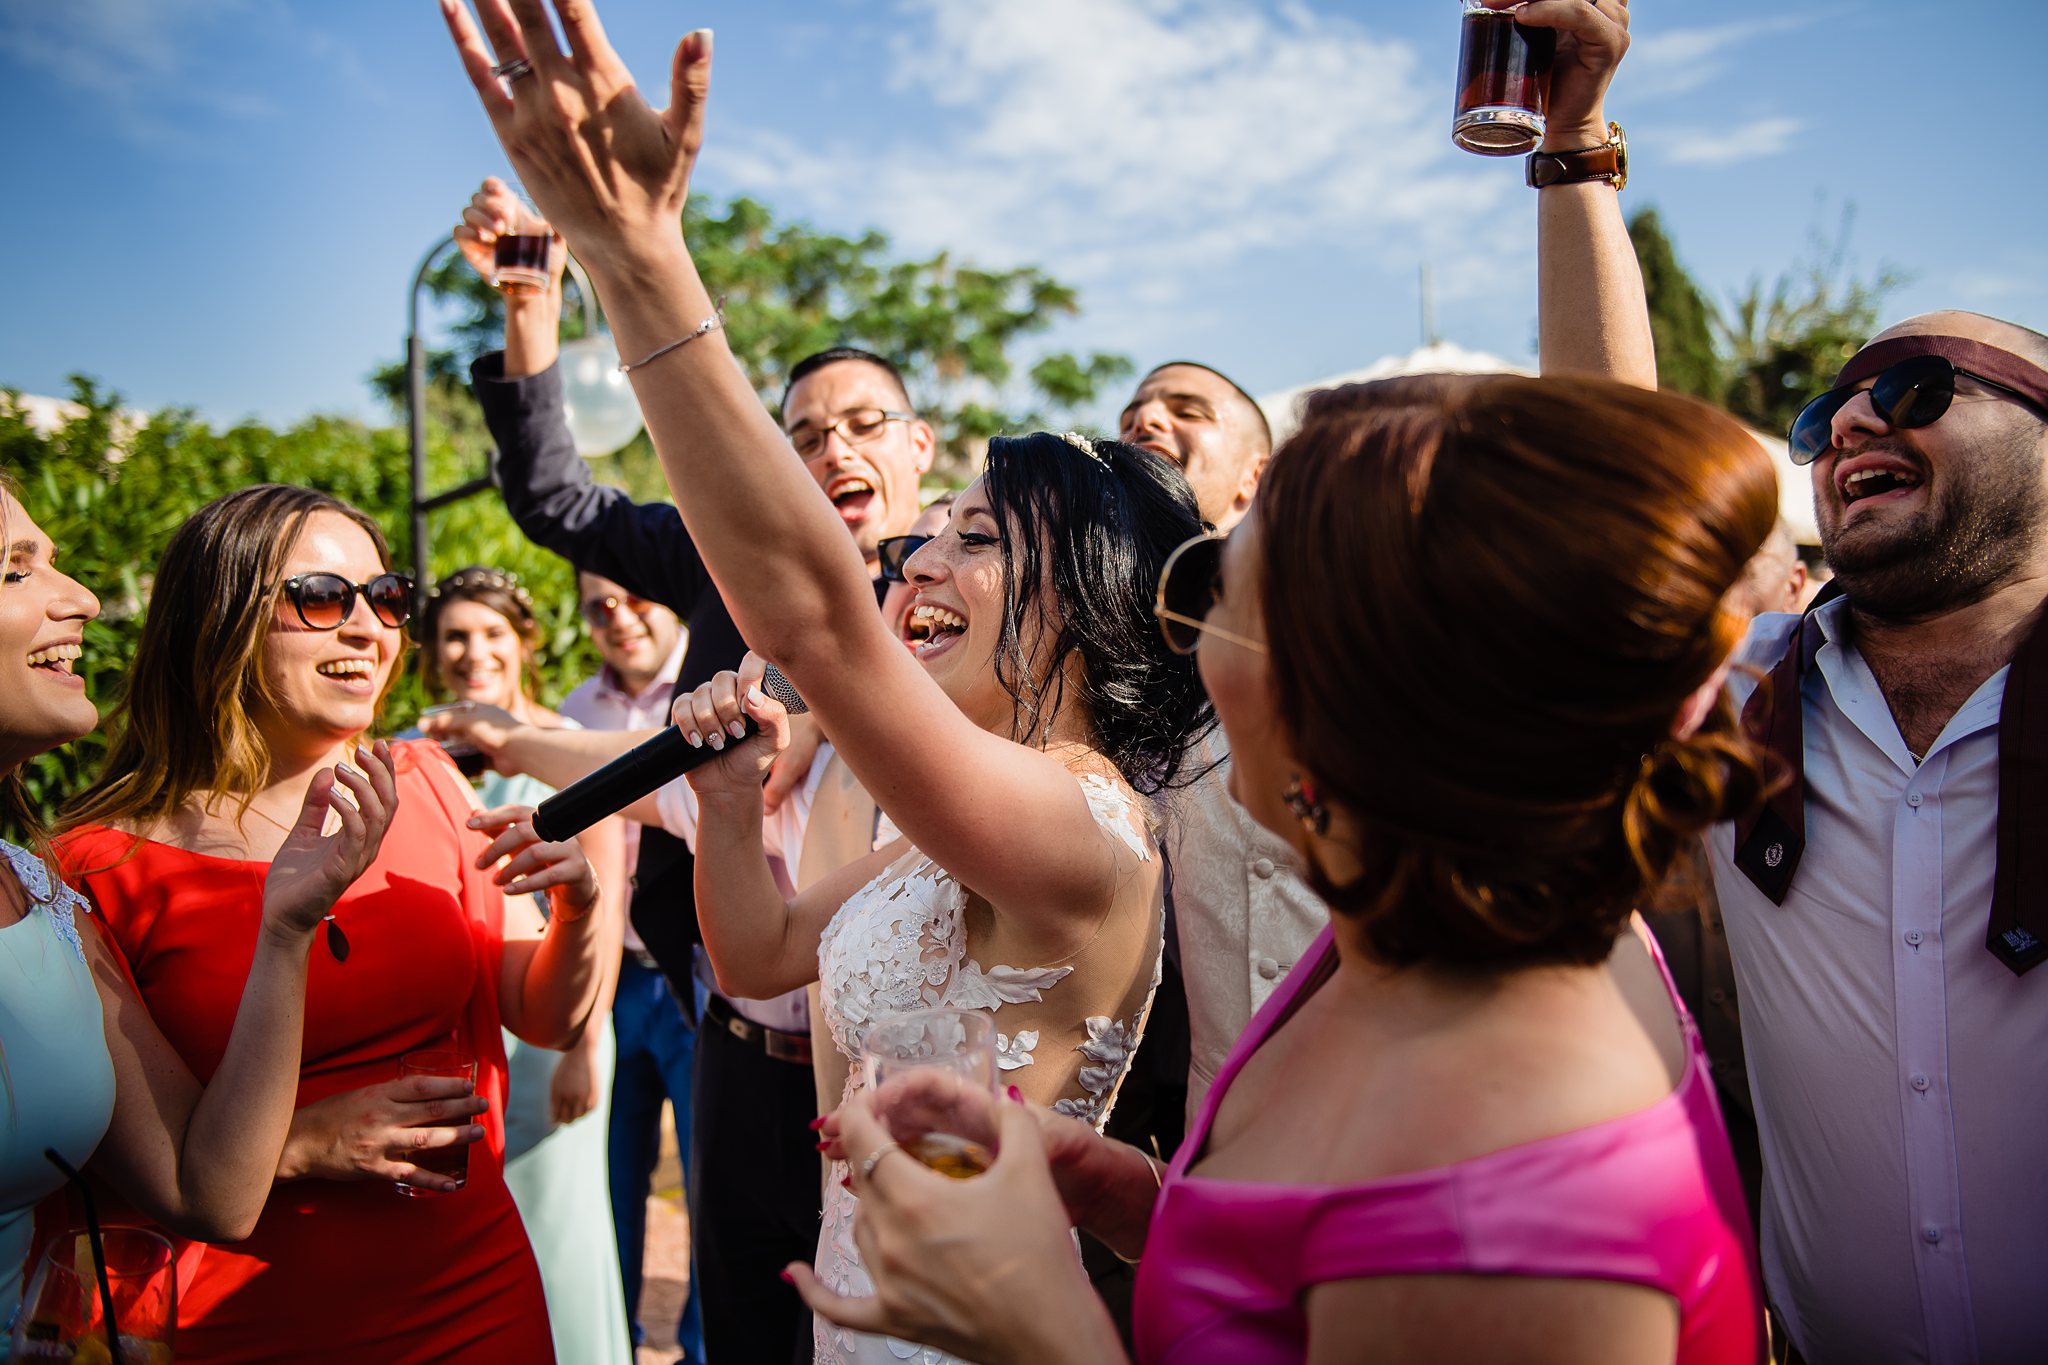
xmin=778 ymin=1268 xmax=795 ymax=1285
xmin=814 ymin=1140 xmax=830 ymax=1152
xmin=807 ymin=1115 xmax=826 ymax=1131
xmin=1007 ymin=1085 xmax=1024 ymax=1102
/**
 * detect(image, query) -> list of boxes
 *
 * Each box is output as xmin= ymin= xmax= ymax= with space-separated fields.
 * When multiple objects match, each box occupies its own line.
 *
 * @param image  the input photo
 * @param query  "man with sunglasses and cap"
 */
xmin=442 ymin=176 xmax=938 ymax=1365
xmin=1706 ymin=310 xmax=2048 ymax=1365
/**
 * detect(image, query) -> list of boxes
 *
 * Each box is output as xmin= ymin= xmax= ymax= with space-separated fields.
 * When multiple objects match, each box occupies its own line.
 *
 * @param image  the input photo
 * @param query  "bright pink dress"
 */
xmin=1132 ymin=925 xmax=1764 ymax=1364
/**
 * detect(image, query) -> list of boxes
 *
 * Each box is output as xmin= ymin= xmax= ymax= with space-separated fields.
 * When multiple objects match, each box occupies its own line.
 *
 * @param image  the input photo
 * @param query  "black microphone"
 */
xmin=531 ymin=665 xmax=808 ymax=843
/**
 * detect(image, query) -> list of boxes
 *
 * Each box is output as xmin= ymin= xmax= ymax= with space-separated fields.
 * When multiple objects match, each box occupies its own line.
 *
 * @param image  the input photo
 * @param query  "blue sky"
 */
xmin=2 ymin=0 xmax=2044 ymax=431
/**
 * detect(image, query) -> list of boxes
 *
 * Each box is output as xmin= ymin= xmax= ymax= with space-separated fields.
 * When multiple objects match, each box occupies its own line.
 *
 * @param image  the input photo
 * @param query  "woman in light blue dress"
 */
xmin=419 ymin=567 xmax=631 ymax=1365
xmin=0 ymin=474 xmax=399 ymax=1330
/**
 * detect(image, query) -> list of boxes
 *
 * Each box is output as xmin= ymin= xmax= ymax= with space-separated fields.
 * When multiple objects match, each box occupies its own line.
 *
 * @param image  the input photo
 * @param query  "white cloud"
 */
xmin=1655 ymin=116 xmax=1806 ymax=167
xmin=1627 ymin=13 xmax=1822 ymax=98
xmin=711 ymin=0 xmax=1501 ymax=362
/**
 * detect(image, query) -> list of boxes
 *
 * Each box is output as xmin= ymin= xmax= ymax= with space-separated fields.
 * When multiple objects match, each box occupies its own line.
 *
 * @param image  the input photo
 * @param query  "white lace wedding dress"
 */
xmin=812 ymin=772 xmax=1164 ymax=1365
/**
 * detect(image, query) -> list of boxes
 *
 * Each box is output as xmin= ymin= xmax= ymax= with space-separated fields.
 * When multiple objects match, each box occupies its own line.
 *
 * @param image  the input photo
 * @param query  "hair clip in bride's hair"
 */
xmin=1059 ymin=431 xmax=1111 ymax=469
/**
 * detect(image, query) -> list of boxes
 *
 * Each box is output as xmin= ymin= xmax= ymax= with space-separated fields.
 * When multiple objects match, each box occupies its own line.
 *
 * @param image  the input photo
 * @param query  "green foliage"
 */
xmin=379 ymin=194 xmax=1132 ymax=484
xmin=1628 ymin=207 xmax=1723 ymax=402
xmin=1628 ymin=202 xmax=1908 ymax=434
xmin=0 ymin=378 xmax=600 ymax=837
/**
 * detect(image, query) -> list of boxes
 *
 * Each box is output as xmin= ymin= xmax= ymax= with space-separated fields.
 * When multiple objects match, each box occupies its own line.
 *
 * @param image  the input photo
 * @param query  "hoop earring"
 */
xmin=1283 ymin=773 xmax=1329 ymax=835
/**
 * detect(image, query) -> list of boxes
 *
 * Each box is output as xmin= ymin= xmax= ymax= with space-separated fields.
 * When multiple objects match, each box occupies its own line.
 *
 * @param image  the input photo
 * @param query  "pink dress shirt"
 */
xmin=1132 ymin=925 xmax=1763 ymax=1364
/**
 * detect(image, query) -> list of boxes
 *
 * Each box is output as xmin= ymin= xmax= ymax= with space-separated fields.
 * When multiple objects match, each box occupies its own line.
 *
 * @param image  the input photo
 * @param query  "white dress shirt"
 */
xmin=557 ymin=637 xmax=687 ymax=953
xmin=655 ymin=743 xmax=831 ymax=1036
xmin=1160 ymin=729 xmax=1327 ymax=1119
xmin=1709 ymin=600 xmax=2048 ymax=1365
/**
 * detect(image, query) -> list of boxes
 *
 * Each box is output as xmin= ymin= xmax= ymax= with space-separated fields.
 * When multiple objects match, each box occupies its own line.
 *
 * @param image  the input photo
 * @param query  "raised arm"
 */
xmin=441 ymin=2 xmax=1140 ymax=925
xmin=1510 ymin=0 xmax=1655 ymax=388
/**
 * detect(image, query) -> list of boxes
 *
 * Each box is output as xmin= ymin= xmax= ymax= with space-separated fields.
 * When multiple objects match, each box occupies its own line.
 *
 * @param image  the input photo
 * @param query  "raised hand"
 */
xmin=469 ymin=803 xmax=601 ymax=919
xmin=438 ymin=0 xmax=712 ymax=264
xmin=278 ymin=1075 xmax=487 ymax=1191
xmin=261 ymin=740 xmax=399 ymax=940
xmin=679 ymin=651 xmax=793 ymax=799
xmin=1488 ymin=0 xmax=1631 ymax=146
xmin=453 ymin=176 xmax=565 ymax=289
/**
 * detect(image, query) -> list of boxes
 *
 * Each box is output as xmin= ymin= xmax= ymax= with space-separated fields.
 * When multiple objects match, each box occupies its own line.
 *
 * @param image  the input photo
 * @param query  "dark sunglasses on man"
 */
xmin=1788 ymin=336 xmax=2048 ymax=466
xmin=1154 ymin=533 xmax=1267 ymax=656
xmin=279 ymin=572 xmax=414 ymax=630
xmin=875 ymin=534 xmax=931 ymax=584
xmin=580 ymin=590 xmax=657 ymax=628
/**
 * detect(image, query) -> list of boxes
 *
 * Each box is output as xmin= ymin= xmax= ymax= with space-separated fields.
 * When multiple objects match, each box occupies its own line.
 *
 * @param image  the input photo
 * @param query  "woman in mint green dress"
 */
xmin=420 ymin=568 xmax=631 ymax=1365
xmin=0 ymin=474 xmax=400 ymax=1331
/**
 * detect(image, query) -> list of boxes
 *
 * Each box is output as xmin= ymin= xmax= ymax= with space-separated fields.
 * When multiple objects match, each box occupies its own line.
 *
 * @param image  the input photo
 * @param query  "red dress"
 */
xmin=56 ymin=741 xmax=554 ymax=1365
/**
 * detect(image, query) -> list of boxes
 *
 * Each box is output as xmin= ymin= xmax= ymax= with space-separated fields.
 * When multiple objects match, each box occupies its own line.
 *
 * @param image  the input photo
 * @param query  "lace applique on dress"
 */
xmin=3 ymin=839 xmax=89 ymax=964
xmin=812 ymin=769 xmax=1162 ymax=1365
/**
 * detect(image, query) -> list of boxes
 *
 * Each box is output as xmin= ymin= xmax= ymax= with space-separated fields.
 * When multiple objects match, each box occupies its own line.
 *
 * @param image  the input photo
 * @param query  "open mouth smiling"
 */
xmin=27 ymin=640 xmax=82 ymax=676
xmin=1836 ymin=454 xmax=1925 ymax=509
xmin=908 ymin=603 xmax=967 ymax=658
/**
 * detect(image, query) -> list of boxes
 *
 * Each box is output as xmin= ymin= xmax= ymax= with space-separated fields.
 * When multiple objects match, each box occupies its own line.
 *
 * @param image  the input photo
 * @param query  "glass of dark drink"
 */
xmin=1452 ymin=0 xmax=1556 ymax=156
xmin=395 ymin=1048 xmax=477 ymax=1196
xmin=861 ymin=1009 xmax=999 ymax=1179
xmin=491 ymin=231 xmax=555 ymax=297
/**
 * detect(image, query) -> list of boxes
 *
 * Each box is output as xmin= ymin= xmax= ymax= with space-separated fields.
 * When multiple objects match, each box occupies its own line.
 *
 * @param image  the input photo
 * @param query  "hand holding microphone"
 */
xmin=532 ymin=653 xmax=806 ymax=842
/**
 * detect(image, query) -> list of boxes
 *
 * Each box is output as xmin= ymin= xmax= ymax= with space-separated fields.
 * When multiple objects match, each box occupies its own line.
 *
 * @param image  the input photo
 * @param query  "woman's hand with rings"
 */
xmin=785 ymin=1090 xmax=1122 ymax=1364
xmin=437 ymin=0 xmax=712 ymax=261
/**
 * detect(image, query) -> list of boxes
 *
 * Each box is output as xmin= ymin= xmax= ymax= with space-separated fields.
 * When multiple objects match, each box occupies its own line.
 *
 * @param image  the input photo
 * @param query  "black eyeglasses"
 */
xmin=1154 ymin=534 xmax=1266 ymax=655
xmin=280 ymin=573 xmax=413 ymax=630
xmin=580 ymin=591 xmax=656 ymax=628
xmin=1789 ymin=354 xmax=2048 ymax=465
xmin=876 ymin=534 xmax=932 ymax=584
xmin=789 ymin=408 xmax=913 ymax=461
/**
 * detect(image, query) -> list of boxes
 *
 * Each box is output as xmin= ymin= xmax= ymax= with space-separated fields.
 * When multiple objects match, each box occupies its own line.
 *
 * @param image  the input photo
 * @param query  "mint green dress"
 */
xmin=0 ymin=841 xmax=117 ymax=1331
xmin=478 ymin=769 xmax=630 ymax=1365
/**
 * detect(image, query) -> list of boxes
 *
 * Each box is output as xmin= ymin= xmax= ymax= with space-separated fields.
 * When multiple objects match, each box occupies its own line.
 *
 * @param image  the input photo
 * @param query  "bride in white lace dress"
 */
xmin=668 ymin=432 xmax=1214 ymax=1365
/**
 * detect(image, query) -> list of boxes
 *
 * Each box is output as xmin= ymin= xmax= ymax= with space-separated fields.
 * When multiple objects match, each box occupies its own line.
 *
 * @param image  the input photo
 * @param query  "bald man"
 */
xmin=1705 ymin=311 xmax=2048 ymax=1363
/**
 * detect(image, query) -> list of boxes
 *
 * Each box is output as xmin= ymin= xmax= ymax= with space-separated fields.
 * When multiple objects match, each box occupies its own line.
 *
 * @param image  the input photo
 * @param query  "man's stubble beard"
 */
xmin=1823 ymin=428 xmax=2048 ymax=623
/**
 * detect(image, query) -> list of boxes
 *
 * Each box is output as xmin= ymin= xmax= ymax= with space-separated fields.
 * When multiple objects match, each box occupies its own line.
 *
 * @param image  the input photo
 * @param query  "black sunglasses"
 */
xmin=1154 ymin=533 xmax=1266 ymax=655
xmin=280 ymin=572 xmax=414 ymax=630
xmin=876 ymin=534 xmax=932 ymax=584
xmin=1789 ymin=354 xmax=2045 ymax=466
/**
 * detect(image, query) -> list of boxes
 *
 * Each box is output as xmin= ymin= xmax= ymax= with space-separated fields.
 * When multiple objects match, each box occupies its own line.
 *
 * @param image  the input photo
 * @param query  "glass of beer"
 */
xmin=861 ymin=1008 xmax=1000 ymax=1179
xmin=491 ymin=230 xmax=555 ymax=297
xmin=395 ymin=1048 xmax=477 ymax=1196
xmin=1452 ymin=0 xmax=1556 ymax=155
xmin=12 ymin=1227 xmax=177 ymax=1365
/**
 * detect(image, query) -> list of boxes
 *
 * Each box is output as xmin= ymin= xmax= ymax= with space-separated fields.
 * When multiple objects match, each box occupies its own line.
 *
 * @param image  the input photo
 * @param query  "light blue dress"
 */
xmin=0 ymin=841 xmax=117 ymax=1330
xmin=478 ymin=768 xmax=631 ymax=1365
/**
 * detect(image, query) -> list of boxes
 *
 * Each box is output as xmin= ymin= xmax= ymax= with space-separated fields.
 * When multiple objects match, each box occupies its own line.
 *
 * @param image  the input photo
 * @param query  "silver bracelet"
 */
xmin=618 ymin=299 xmax=727 ymax=373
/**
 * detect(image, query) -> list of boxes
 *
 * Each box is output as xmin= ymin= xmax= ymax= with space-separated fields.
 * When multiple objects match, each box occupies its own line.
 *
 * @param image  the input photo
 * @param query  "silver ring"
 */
xmin=492 ymin=56 xmax=534 ymax=81
xmin=858 ymin=1141 xmax=903 ymax=1183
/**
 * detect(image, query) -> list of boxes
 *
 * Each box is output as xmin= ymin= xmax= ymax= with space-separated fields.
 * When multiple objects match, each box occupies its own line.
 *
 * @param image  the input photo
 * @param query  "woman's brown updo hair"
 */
xmin=1257 ymin=374 xmax=1779 ymax=969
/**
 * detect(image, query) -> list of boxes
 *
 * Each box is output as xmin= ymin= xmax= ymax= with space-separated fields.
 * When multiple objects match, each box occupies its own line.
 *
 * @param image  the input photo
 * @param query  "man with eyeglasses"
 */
xmin=1704 ymin=311 xmax=2048 ymax=1365
xmin=458 ymin=206 xmax=933 ymax=1359
xmin=553 ymin=572 xmax=700 ymax=1361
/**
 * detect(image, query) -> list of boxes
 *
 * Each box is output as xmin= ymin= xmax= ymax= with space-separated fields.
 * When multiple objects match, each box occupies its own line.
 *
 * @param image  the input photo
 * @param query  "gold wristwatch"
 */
xmin=1527 ymin=121 xmax=1628 ymax=191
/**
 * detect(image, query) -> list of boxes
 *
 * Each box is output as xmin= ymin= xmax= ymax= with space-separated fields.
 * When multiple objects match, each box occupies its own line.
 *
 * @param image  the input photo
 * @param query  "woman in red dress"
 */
xmin=57 ymin=484 xmax=607 ymax=1365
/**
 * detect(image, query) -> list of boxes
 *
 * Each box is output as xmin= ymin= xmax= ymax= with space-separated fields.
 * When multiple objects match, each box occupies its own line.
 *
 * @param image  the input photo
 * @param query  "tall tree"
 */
xmin=377 ymin=194 xmax=1131 ymax=485
xmin=1628 ymin=206 xmax=1722 ymax=401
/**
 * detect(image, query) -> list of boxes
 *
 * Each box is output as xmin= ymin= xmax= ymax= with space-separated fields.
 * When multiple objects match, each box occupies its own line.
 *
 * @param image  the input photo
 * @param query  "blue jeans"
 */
xmin=608 ymin=955 xmax=704 ymax=1359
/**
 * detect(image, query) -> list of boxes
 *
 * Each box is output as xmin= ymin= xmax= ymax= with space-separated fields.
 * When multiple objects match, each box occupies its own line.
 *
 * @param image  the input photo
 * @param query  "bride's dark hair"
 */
xmin=979 ymin=433 xmax=1214 ymax=795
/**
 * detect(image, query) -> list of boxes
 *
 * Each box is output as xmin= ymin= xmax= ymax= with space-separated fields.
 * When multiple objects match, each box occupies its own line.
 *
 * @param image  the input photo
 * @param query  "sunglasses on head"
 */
xmin=876 ymin=534 xmax=931 ymax=584
xmin=1789 ymin=338 xmax=2048 ymax=466
xmin=580 ymin=590 xmax=655 ymax=628
xmin=280 ymin=572 xmax=413 ymax=631
xmin=1154 ymin=533 xmax=1267 ymax=656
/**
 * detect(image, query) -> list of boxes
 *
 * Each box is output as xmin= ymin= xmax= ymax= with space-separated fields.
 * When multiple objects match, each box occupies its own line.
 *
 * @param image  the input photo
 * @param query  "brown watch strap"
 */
xmin=1526 ymin=121 xmax=1628 ymax=191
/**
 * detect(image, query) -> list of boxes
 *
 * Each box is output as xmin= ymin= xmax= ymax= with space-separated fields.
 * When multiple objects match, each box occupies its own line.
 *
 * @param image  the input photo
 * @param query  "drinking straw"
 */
xmin=43 ymin=1148 xmax=127 ymax=1365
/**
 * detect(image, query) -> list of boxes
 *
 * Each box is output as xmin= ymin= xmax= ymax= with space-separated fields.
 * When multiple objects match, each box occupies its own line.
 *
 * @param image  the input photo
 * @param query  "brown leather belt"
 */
xmin=703 ymin=991 xmax=812 ymax=1066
